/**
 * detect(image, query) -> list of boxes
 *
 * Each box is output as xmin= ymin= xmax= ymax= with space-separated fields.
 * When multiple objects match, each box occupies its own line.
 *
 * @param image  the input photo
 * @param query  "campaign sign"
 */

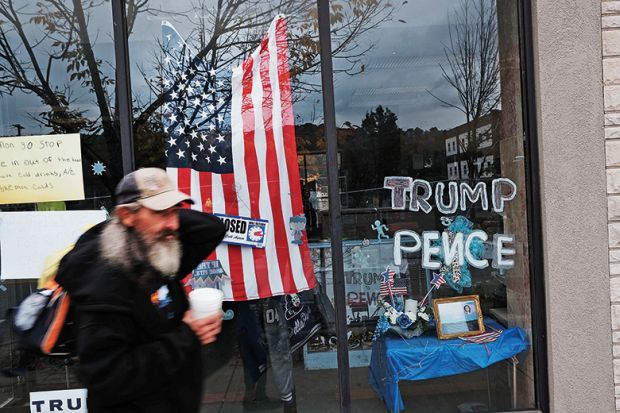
xmin=30 ymin=388 xmax=87 ymax=413
xmin=214 ymin=214 xmax=268 ymax=248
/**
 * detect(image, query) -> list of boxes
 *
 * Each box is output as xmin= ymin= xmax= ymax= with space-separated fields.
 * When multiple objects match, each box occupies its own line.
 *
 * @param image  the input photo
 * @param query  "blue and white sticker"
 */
xmin=214 ymin=214 xmax=269 ymax=248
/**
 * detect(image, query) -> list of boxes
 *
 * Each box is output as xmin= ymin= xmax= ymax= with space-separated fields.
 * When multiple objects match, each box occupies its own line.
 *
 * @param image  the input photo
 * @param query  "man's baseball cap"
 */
xmin=115 ymin=168 xmax=194 ymax=211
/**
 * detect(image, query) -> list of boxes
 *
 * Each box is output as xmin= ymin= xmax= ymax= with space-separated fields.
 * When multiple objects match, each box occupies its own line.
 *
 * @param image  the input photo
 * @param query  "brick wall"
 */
xmin=603 ymin=1 xmax=620 ymax=410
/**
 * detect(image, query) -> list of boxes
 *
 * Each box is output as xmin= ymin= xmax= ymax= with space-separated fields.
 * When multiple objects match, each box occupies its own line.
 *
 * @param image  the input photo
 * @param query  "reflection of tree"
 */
xmin=0 ymin=0 xmax=394 ymax=195
xmin=341 ymin=106 xmax=399 ymax=194
xmin=0 ymin=0 xmax=147 ymax=191
xmin=429 ymin=0 xmax=500 ymax=180
xmin=339 ymin=105 xmax=448 ymax=207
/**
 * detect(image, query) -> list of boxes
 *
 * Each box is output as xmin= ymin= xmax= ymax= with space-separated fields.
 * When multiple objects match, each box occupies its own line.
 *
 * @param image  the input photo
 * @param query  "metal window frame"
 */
xmin=317 ymin=1 xmax=351 ymax=412
xmin=519 ymin=1 xmax=549 ymax=412
xmin=111 ymin=0 xmax=135 ymax=175
xmin=315 ymin=0 xmax=549 ymax=412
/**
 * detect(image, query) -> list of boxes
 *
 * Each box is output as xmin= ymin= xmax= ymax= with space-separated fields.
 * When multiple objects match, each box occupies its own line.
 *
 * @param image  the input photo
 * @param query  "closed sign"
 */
xmin=30 ymin=389 xmax=87 ymax=413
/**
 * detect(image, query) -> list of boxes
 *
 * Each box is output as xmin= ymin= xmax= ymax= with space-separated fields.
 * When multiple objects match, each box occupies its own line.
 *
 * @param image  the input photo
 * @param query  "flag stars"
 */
xmin=216 ymin=134 xmax=225 ymax=143
xmin=197 ymin=142 xmax=205 ymax=151
xmin=190 ymin=130 xmax=198 ymax=139
xmin=209 ymin=68 xmax=216 ymax=76
xmin=208 ymin=144 xmax=217 ymax=154
xmin=208 ymin=123 xmax=216 ymax=131
xmin=176 ymin=149 xmax=185 ymax=159
xmin=217 ymin=156 xmax=226 ymax=165
xmin=191 ymin=152 xmax=198 ymax=162
xmin=167 ymin=136 xmax=177 ymax=147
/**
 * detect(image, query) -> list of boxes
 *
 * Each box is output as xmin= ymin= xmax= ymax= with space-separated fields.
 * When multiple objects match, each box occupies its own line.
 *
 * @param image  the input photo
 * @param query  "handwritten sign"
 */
xmin=0 ymin=133 xmax=84 ymax=204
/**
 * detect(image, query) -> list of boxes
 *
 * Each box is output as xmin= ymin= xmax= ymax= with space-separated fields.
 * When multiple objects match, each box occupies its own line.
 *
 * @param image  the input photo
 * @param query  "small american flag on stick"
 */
xmin=379 ymin=267 xmax=408 ymax=297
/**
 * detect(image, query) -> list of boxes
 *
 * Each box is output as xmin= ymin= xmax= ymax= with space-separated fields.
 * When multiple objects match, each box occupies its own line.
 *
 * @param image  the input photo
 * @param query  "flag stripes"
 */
xmin=165 ymin=16 xmax=316 ymax=301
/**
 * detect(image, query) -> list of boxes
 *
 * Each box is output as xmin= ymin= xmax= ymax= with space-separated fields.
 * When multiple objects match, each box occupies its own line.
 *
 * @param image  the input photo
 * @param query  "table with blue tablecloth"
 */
xmin=368 ymin=318 xmax=529 ymax=412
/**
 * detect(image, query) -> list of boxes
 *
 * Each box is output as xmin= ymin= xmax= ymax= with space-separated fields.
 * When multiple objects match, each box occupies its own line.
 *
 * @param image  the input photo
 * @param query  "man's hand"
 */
xmin=183 ymin=310 xmax=222 ymax=345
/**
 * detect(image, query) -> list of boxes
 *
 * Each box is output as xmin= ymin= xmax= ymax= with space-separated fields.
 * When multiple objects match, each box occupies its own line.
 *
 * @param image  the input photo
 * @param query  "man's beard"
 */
xmin=101 ymin=217 xmax=182 ymax=283
xmin=140 ymin=230 xmax=181 ymax=277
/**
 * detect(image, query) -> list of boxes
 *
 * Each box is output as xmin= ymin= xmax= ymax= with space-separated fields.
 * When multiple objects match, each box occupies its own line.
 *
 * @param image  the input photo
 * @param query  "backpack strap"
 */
xmin=40 ymin=288 xmax=71 ymax=354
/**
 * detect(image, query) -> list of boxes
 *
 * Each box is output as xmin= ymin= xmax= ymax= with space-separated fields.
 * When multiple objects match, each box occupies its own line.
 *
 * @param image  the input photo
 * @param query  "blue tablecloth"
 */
xmin=368 ymin=319 xmax=528 ymax=412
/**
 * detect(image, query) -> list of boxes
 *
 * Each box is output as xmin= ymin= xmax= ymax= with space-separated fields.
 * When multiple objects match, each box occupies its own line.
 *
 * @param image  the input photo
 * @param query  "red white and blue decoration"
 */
xmin=373 ymin=266 xmax=432 ymax=340
xmin=435 ymin=216 xmax=484 ymax=293
xmin=419 ymin=271 xmax=446 ymax=307
xmin=161 ymin=16 xmax=316 ymax=301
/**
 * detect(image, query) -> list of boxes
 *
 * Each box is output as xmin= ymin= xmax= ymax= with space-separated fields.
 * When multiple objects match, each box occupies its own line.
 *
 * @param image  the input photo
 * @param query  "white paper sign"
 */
xmin=0 ymin=211 xmax=106 ymax=280
xmin=30 ymin=388 xmax=88 ymax=413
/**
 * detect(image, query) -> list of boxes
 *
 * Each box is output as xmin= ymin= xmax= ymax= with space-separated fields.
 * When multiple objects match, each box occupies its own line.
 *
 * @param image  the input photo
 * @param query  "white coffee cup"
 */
xmin=188 ymin=288 xmax=224 ymax=318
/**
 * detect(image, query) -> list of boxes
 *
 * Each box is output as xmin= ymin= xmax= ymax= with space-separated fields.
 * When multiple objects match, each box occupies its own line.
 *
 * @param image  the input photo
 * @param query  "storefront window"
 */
xmin=0 ymin=0 xmax=538 ymax=412
xmin=0 ymin=0 xmax=118 ymax=408
xmin=329 ymin=0 xmax=536 ymax=411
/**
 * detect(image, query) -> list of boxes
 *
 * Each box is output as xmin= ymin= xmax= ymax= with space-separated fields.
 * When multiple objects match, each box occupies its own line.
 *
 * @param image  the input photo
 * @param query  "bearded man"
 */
xmin=56 ymin=168 xmax=226 ymax=413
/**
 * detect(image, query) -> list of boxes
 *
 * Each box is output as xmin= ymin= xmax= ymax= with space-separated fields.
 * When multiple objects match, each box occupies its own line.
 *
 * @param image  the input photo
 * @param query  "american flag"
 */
xmin=379 ymin=268 xmax=408 ymax=297
xmin=162 ymin=16 xmax=316 ymax=301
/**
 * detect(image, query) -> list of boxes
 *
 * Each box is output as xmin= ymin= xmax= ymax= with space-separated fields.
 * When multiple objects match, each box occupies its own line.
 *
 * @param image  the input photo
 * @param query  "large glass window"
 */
xmin=0 ymin=1 xmax=539 ymax=412
xmin=0 ymin=0 xmax=118 ymax=408
xmin=329 ymin=0 xmax=536 ymax=411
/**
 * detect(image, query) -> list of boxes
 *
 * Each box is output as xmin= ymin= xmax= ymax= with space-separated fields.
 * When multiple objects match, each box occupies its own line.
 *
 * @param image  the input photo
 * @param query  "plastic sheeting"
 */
xmin=368 ymin=318 xmax=528 ymax=412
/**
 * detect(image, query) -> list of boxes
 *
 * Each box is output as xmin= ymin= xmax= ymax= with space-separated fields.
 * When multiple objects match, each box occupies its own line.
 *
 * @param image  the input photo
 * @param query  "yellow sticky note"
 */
xmin=0 ymin=134 xmax=84 ymax=204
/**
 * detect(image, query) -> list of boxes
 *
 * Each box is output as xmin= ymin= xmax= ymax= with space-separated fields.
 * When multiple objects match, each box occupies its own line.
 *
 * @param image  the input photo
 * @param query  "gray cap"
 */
xmin=115 ymin=168 xmax=194 ymax=211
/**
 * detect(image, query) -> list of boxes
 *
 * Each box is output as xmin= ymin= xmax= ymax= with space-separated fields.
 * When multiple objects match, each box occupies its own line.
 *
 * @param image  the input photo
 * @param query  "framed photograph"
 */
xmin=432 ymin=295 xmax=484 ymax=339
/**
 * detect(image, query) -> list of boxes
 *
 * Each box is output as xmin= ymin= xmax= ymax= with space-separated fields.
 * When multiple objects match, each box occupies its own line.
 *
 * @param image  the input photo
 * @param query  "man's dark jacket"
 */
xmin=56 ymin=209 xmax=226 ymax=413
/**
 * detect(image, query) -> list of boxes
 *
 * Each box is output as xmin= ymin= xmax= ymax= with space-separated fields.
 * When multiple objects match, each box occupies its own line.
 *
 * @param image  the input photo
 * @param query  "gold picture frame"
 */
xmin=432 ymin=295 xmax=485 ymax=340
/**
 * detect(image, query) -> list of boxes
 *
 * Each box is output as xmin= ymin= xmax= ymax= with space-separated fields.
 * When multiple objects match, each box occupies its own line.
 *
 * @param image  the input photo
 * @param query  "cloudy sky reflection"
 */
xmin=332 ymin=0 xmax=467 ymax=131
xmin=0 ymin=0 xmax=498 ymax=136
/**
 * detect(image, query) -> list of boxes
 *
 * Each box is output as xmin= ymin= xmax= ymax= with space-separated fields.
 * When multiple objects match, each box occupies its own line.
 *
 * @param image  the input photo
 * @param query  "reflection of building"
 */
xmin=444 ymin=111 xmax=500 ymax=180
